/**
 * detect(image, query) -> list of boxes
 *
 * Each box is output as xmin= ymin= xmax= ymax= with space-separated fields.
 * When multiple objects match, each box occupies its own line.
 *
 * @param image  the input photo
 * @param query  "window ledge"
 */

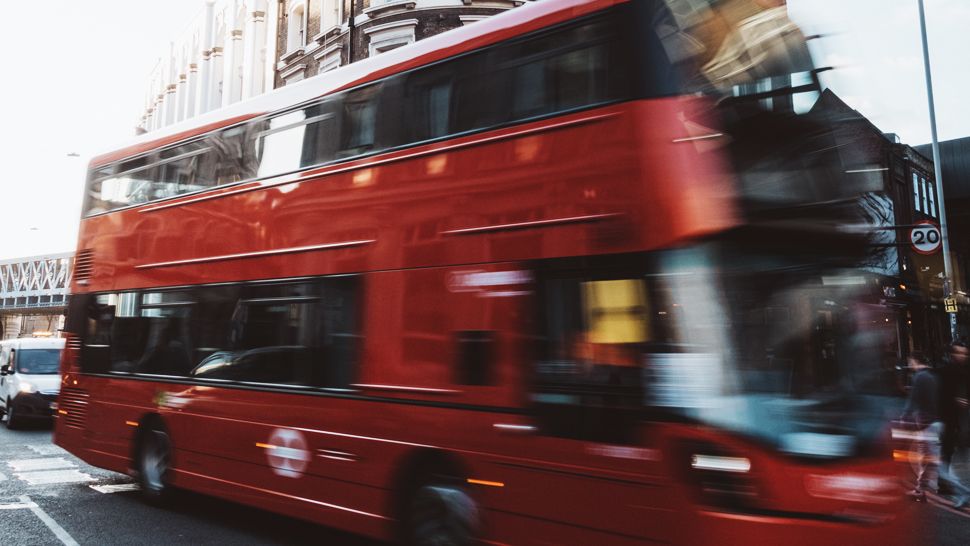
xmin=280 ymin=63 xmax=308 ymax=80
xmin=280 ymin=47 xmax=306 ymax=64
xmin=363 ymin=0 xmax=416 ymax=19
xmin=313 ymin=41 xmax=344 ymax=62
xmin=313 ymin=25 xmax=345 ymax=44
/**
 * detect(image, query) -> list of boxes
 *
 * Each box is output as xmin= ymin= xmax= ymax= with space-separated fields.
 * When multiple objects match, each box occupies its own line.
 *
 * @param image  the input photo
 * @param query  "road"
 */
xmin=0 ymin=422 xmax=967 ymax=544
xmin=0 ymin=422 xmax=378 ymax=545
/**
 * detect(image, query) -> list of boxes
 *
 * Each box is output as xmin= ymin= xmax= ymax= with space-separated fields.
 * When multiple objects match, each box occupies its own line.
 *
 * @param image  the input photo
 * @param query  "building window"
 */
xmin=288 ymin=2 xmax=307 ymax=52
xmin=364 ymin=19 xmax=418 ymax=56
xmin=921 ymin=177 xmax=930 ymax=215
xmin=927 ymin=178 xmax=937 ymax=217
xmin=321 ymin=0 xmax=343 ymax=31
xmin=315 ymin=44 xmax=343 ymax=74
xmin=913 ymin=172 xmax=922 ymax=213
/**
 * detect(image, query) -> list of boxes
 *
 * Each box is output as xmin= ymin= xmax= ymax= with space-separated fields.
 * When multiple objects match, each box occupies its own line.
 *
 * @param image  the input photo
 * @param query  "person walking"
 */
xmin=901 ymin=353 xmax=939 ymax=500
xmin=938 ymin=340 xmax=970 ymax=508
xmin=940 ymin=341 xmax=969 ymax=469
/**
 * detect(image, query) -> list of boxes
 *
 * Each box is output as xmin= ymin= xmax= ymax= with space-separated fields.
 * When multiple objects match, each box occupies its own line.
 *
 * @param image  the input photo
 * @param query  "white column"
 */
xmin=175 ymin=72 xmax=188 ymax=122
xmin=153 ymin=72 xmax=165 ymax=131
xmin=241 ymin=7 xmax=261 ymax=99
xmin=210 ymin=46 xmax=225 ymax=108
xmin=264 ymin=0 xmax=278 ymax=92
xmin=185 ymin=63 xmax=199 ymax=119
xmin=164 ymin=84 xmax=177 ymax=126
xmin=165 ymin=43 xmax=178 ymax=126
xmin=223 ymin=2 xmax=244 ymax=107
xmin=225 ymin=28 xmax=244 ymax=105
xmin=197 ymin=0 xmax=217 ymax=114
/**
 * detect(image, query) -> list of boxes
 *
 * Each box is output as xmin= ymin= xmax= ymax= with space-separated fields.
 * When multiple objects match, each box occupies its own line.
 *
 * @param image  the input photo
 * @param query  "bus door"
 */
xmin=485 ymin=261 xmax=676 ymax=542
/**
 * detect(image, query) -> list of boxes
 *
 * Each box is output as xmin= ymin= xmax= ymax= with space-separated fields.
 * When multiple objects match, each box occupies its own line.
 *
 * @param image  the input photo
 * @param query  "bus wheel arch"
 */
xmin=390 ymin=448 xmax=478 ymax=545
xmin=131 ymin=413 xmax=175 ymax=504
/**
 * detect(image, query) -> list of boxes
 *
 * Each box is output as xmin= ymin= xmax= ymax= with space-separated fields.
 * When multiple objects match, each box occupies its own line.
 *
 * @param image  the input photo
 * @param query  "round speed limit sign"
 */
xmin=910 ymin=221 xmax=942 ymax=255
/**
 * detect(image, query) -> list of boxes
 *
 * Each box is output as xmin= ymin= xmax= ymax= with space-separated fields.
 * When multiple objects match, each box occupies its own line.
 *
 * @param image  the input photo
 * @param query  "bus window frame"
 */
xmin=81 ymin=9 xmax=635 ymax=219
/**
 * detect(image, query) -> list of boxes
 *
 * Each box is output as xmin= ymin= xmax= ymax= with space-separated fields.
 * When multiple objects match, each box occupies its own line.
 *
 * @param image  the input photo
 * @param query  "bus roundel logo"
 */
xmin=909 ymin=221 xmax=942 ymax=255
xmin=266 ymin=428 xmax=310 ymax=478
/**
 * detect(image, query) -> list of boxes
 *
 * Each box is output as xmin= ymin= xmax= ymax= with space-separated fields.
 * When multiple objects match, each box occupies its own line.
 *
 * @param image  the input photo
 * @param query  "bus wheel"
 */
xmin=4 ymin=399 xmax=18 ymax=429
xmin=404 ymin=481 xmax=478 ymax=546
xmin=136 ymin=424 xmax=174 ymax=504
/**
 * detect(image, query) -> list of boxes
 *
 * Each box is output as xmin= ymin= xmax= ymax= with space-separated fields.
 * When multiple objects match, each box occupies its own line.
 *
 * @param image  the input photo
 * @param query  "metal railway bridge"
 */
xmin=0 ymin=252 xmax=73 ymax=339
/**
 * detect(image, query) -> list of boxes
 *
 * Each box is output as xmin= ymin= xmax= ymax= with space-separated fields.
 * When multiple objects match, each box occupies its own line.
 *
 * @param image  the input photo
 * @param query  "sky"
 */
xmin=0 ymin=0 xmax=966 ymax=260
xmin=0 ymin=0 xmax=200 ymax=261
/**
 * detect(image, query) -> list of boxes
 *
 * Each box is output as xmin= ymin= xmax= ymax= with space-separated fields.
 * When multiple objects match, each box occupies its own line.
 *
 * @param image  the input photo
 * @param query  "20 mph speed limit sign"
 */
xmin=910 ymin=221 xmax=942 ymax=255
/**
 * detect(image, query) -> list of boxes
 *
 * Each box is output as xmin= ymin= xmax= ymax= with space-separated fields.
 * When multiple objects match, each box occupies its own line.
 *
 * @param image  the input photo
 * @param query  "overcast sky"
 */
xmin=0 ymin=0 xmax=965 ymax=260
xmin=0 ymin=0 xmax=199 ymax=261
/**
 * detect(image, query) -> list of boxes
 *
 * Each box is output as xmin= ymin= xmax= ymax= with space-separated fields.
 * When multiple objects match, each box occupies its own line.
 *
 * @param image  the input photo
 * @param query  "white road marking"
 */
xmin=8 ymin=458 xmax=76 ymax=472
xmin=20 ymin=495 xmax=80 ymax=546
xmin=0 ymin=501 xmax=37 ymax=510
xmin=15 ymin=469 xmax=95 ymax=486
xmin=89 ymin=483 xmax=140 ymax=494
xmin=26 ymin=444 xmax=65 ymax=456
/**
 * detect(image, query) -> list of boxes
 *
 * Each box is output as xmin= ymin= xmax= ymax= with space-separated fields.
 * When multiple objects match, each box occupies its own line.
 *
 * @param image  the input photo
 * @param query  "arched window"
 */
xmin=288 ymin=2 xmax=307 ymax=51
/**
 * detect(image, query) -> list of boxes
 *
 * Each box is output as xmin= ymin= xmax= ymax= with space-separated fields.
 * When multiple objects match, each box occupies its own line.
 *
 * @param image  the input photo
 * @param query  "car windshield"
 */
xmin=16 ymin=349 xmax=63 ymax=375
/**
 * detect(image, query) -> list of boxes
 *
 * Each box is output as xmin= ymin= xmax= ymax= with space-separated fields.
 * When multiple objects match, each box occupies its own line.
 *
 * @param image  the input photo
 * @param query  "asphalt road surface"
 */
xmin=0 ymin=421 xmax=378 ymax=545
xmin=0 ymin=421 xmax=967 ymax=545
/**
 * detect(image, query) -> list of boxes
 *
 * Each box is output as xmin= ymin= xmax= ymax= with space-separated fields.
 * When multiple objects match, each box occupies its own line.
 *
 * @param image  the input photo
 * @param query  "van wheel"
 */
xmin=136 ymin=424 xmax=174 ymax=504
xmin=4 ymin=399 xmax=18 ymax=429
xmin=403 ymin=479 xmax=478 ymax=546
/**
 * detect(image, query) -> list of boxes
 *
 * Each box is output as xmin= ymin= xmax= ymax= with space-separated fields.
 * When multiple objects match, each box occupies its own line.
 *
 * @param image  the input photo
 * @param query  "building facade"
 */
xmin=916 ymin=137 xmax=970 ymax=341
xmin=139 ymin=0 xmax=280 ymax=133
xmin=139 ymin=0 xmax=528 ymax=132
xmin=812 ymin=90 xmax=953 ymax=360
xmin=274 ymin=0 xmax=527 ymax=86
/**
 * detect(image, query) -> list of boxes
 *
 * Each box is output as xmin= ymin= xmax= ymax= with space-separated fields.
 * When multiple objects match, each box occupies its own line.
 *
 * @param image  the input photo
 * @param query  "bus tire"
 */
xmin=135 ymin=422 xmax=175 ymax=505
xmin=403 ymin=479 xmax=479 ymax=546
xmin=4 ymin=399 xmax=18 ymax=429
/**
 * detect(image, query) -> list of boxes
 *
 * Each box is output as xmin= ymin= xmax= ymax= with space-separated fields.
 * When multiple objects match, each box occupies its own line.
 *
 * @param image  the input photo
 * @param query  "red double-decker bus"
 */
xmin=56 ymin=0 xmax=917 ymax=544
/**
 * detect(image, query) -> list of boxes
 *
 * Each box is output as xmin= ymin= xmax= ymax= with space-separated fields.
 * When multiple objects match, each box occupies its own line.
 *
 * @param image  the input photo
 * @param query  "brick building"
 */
xmin=812 ymin=89 xmax=951 ymax=359
xmin=916 ymin=137 xmax=970 ymax=340
xmin=274 ymin=0 xmax=528 ymax=86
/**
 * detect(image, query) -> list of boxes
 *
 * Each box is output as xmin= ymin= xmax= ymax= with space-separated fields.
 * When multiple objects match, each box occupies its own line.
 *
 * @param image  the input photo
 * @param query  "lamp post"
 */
xmin=917 ymin=0 xmax=958 ymax=340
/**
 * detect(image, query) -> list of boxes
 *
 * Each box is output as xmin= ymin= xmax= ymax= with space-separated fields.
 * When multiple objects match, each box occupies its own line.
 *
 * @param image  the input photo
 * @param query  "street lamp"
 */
xmin=917 ymin=0 xmax=958 ymax=340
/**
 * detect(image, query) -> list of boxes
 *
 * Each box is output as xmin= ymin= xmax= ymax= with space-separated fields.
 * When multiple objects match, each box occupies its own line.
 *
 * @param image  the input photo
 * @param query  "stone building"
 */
xmin=274 ymin=0 xmax=527 ymax=87
xmin=138 ymin=0 xmax=528 ymax=132
xmin=139 ymin=0 xmax=280 ymax=132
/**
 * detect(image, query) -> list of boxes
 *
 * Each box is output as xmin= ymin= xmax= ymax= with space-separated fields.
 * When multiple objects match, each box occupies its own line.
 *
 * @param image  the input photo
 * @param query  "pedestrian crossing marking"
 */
xmin=0 ymin=501 xmax=37 ymax=510
xmin=8 ymin=458 xmax=75 ymax=472
xmin=26 ymin=444 xmax=65 ymax=456
xmin=14 ymin=469 xmax=95 ymax=486
xmin=89 ymin=483 xmax=140 ymax=494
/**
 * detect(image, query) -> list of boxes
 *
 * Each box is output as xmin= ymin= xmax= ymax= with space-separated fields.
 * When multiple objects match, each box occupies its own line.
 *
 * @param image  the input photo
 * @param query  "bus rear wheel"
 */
xmin=136 ymin=424 xmax=174 ymax=504
xmin=403 ymin=481 xmax=478 ymax=546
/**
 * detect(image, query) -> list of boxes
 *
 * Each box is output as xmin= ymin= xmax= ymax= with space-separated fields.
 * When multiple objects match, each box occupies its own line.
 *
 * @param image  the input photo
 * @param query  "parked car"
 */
xmin=0 ymin=337 xmax=65 ymax=428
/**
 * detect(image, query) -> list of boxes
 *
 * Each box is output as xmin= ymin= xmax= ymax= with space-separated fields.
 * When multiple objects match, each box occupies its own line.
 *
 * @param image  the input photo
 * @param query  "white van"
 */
xmin=0 ymin=337 xmax=65 ymax=428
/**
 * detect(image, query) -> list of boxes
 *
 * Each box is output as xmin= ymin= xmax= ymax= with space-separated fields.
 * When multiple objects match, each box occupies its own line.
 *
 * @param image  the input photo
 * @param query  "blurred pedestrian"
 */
xmin=938 ymin=340 xmax=970 ymax=507
xmin=901 ymin=353 xmax=938 ymax=500
xmin=940 ymin=342 xmax=968 ymax=468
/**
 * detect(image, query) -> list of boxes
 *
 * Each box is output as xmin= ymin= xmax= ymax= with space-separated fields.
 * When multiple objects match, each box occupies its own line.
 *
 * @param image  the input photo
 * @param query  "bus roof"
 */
xmin=91 ymin=0 xmax=625 ymax=169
